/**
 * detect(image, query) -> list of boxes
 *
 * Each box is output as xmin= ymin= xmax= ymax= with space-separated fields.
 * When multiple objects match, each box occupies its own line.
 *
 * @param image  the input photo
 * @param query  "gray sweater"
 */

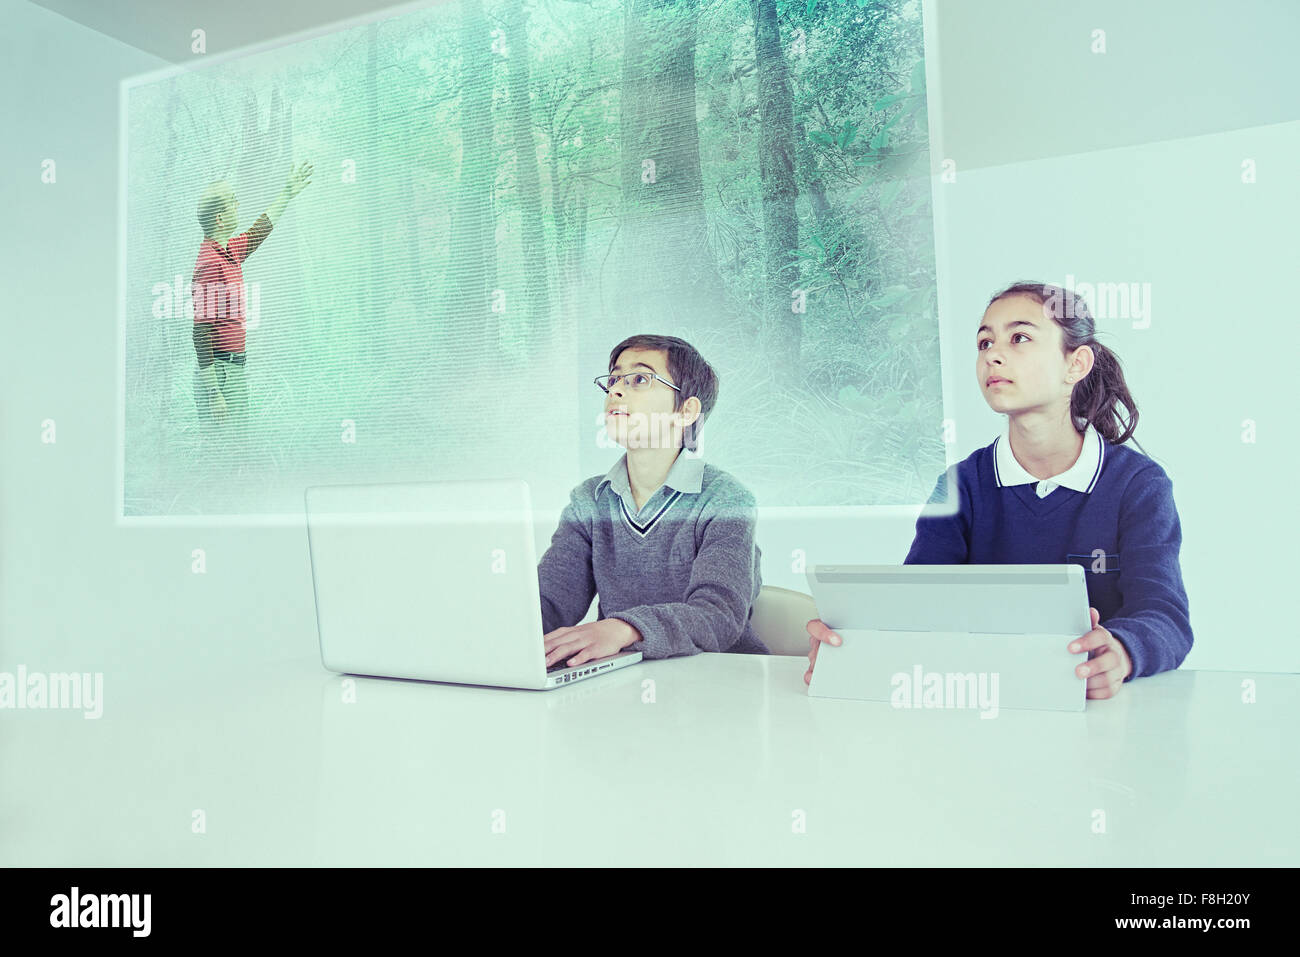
xmin=536 ymin=451 xmax=768 ymax=658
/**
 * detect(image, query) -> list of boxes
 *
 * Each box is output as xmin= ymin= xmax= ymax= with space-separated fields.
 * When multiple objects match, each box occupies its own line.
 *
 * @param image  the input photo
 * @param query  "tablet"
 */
xmin=805 ymin=564 xmax=1092 ymax=713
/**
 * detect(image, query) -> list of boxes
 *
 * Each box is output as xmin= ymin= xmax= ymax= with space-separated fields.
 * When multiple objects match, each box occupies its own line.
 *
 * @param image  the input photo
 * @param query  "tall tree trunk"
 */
xmin=618 ymin=0 xmax=730 ymax=331
xmin=402 ymin=169 xmax=427 ymax=322
xmin=570 ymin=189 xmax=588 ymax=281
xmin=545 ymin=139 xmax=567 ymax=279
xmin=237 ymin=88 xmax=260 ymax=208
xmin=448 ymin=0 xmax=499 ymax=367
xmin=364 ymin=21 xmax=381 ymax=371
xmin=793 ymin=119 xmax=834 ymax=260
xmin=503 ymin=0 xmax=552 ymax=357
xmin=753 ymin=0 xmax=799 ymax=365
xmin=160 ymin=80 xmax=182 ymax=482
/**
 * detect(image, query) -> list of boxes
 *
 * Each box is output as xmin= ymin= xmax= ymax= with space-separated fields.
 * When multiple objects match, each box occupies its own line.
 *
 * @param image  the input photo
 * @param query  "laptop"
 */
xmin=805 ymin=564 xmax=1092 ymax=713
xmin=304 ymin=479 xmax=642 ymax=690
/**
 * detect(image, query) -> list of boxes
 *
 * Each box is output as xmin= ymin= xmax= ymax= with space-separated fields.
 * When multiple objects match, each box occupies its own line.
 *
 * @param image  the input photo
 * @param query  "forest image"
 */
xmin=122 ymin=0 xmax=943 ymax=517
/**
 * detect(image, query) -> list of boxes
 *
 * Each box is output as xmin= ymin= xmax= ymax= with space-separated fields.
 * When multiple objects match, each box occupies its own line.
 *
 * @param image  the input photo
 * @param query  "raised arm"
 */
xmin=238 ymin=213 xmax=274 ymax=262
xmin=265 ymin=161 xmax=313 ymax=227
xmin=238 ymin=162 xmax=313 ymax=264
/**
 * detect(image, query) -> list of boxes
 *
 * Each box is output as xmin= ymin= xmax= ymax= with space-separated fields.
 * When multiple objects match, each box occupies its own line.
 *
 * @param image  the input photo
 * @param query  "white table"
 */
xmin=3 ymin=653 xmax=1295 ymax=866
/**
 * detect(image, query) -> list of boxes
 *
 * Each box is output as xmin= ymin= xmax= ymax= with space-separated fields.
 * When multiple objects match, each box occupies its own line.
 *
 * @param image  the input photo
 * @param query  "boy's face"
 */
xmin=604 ymin=347 xmax=692 ymax=451
xmin=215 ymin=184 xmax=238 ymax=237
xmin=976 ymin=295 xmax=1078 ymax=416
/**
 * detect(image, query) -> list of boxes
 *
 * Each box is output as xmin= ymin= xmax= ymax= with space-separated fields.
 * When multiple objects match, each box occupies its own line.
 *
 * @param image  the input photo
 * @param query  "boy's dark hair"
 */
xmin=608 ymin=334 xmax=718 ymax=452
xmin=987 ymin=281 xmax=1140 ymax=445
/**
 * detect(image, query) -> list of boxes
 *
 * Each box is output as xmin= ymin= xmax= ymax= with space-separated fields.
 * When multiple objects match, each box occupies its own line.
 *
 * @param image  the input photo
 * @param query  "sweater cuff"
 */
xmin=1105 ymin=624 xmax=1142 ymax=681
xmin=608 ymin=610 xmax=664 ymax=659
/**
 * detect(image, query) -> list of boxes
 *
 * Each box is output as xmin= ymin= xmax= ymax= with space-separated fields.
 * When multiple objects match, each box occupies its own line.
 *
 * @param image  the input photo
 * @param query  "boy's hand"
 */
xmin=803 ymin=618 xmax=841 ymax=686
xmin=544 ymin=618 xmax=640 ymax=668
xmin=1069 ymin=607 xmax=1133 ymax=699
xmin=285 ymin=161 xmax=313 ymax=199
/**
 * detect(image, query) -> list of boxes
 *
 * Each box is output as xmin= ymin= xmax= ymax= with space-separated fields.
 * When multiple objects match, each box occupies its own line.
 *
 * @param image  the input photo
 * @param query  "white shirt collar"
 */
xmin=594 ymin=449 xmax=706 ymax=502
xmin=993 ymin=423 xmax=1105 ymax=497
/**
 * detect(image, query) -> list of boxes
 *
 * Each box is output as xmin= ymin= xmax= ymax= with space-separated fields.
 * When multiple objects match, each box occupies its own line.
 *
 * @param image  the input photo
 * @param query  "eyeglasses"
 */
xmin=594 ymin=371 xmax=680 ymax=394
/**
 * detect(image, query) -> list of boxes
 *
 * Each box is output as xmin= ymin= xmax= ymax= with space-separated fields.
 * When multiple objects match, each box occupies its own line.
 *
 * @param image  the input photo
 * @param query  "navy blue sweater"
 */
xmin=905 ymin=439 xmax=1193 ymax=679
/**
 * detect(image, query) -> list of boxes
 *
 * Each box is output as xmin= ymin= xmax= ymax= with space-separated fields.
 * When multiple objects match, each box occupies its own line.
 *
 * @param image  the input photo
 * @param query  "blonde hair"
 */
xmin=196 ymin=181 xmax=233 ymax=239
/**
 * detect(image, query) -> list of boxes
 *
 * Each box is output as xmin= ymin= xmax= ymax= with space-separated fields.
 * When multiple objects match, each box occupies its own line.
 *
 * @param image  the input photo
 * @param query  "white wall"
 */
xmin=3 ymin=0 xmax=1297 ymax=678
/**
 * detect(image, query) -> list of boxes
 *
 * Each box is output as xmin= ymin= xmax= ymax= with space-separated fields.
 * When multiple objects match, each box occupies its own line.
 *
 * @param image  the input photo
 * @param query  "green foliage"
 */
xmin=123 ymin=0 xmax=944 ymax=512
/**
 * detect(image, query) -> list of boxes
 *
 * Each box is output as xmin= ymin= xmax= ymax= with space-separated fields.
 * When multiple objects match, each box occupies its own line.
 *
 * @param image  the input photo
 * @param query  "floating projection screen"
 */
xmin=119 ymin=0 xmax=944 ymax=519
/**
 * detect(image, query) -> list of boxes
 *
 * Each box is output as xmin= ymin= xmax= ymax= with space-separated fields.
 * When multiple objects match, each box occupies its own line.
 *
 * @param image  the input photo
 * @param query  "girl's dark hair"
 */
xmin=608 ymin=334 xmax=718 ymax=452
xmin=987 ymin=281 xmax=1140 ymax=446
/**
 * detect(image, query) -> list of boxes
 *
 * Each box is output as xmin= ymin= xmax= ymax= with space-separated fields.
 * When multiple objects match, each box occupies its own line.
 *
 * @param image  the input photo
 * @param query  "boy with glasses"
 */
xmin=539 ymin=334 xmax=768 ymax=668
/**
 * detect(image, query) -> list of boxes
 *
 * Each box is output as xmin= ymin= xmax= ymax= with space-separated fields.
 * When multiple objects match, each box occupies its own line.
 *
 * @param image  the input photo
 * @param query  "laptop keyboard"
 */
xmin=549 ymin=654 xmax=622 ymax=675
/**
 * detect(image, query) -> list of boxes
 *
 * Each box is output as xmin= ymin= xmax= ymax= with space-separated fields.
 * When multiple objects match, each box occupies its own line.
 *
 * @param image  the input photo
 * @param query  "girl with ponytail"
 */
xmin=805 ymin=281 xmax=1193 ymax=699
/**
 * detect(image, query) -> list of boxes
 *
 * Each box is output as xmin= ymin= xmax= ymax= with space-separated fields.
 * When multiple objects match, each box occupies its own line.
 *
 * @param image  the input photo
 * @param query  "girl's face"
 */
xmin=976 ymin=295 xmax=1081 ymax=417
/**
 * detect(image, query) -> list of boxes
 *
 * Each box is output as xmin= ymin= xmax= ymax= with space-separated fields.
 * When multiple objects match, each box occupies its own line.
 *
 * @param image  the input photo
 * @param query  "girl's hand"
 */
xmin=1069 ymin=607 xmax=1133 ymax=699
xmin=804 ymin=618 xmax=841 ymax=686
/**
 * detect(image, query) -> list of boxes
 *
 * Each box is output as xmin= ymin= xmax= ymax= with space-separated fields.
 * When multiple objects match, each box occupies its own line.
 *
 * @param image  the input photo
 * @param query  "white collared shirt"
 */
xmin=992 ymin=423 xmax=1105 ymax=498
xmin=594 ymin=448 xmax=706 ymax=517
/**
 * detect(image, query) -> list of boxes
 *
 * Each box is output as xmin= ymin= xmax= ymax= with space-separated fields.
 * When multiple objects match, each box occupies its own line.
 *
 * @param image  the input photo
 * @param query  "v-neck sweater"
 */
xmin=904 ymin=438 xmax=1193 ymax=679
xmin=537 ymin=456 xmax=767 ymax=658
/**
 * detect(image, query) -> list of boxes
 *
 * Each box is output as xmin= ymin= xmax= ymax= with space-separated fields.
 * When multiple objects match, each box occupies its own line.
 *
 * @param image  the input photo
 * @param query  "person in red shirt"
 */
xmin=192 ymin=162 xmax=312 ymax=422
